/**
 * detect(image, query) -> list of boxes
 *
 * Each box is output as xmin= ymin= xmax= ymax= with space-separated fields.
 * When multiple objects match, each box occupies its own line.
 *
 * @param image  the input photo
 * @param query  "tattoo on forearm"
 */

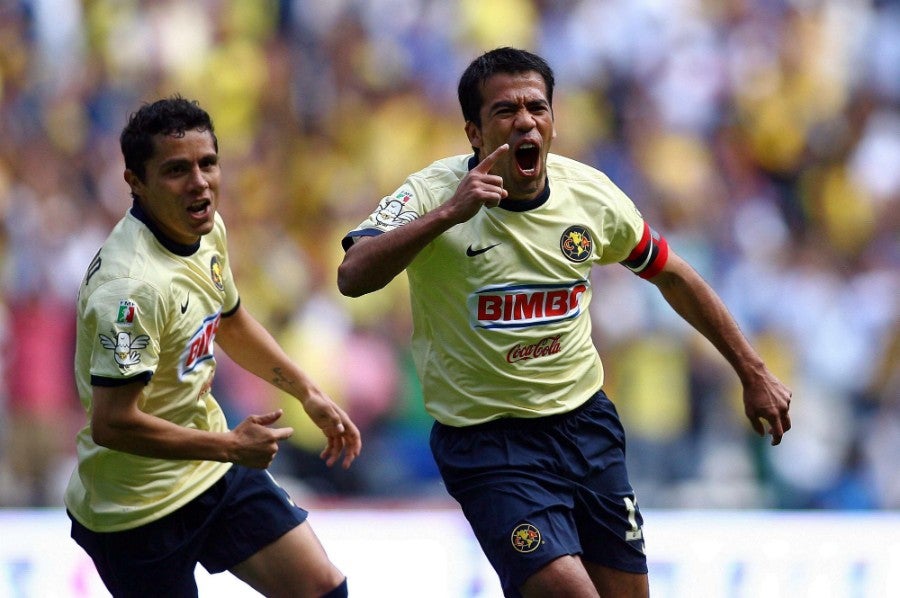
xmin=271 ymin=367 xmax=299 ymax=392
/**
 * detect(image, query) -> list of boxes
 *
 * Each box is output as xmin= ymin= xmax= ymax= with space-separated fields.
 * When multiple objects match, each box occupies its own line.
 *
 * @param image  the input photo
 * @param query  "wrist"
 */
xmin=736 ymin=357 xmax=767 ymax=386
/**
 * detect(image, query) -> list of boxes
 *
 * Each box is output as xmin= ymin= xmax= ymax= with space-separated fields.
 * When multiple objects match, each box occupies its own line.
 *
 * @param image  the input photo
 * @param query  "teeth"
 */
xmin=519 ymin=143 xmax=536 ymax=150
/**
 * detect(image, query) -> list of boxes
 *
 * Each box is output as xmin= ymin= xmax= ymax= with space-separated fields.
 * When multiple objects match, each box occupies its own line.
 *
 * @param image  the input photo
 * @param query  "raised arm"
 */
xmin=647 ymin=250 xmax=792 ymax=444
xmin=337 ymin=145 xmax=510 ymax=297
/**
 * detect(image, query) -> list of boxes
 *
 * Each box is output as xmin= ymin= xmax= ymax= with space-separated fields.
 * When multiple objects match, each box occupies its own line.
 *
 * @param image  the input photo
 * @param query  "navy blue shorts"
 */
xmin=430 ymin=389 xmax=646 ymax=597
xmin=69 ymin=465 xmax=308 ymax=597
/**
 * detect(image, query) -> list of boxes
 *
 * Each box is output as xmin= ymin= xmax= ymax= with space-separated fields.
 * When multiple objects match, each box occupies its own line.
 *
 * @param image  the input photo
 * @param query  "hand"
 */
xmin=301 ymin=390 xmax=362 ymax=469
xmin=444 ymin=144 xmax=509 ymax=223
xmin=230 ymin=410 xmax=294 ymax=468
xmin=742 ymin=371 xmax=792 ymax=445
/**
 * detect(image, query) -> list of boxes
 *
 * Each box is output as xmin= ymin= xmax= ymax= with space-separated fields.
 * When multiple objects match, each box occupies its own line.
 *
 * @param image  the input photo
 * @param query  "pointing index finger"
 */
xmin=474 ymin=144 xmax=509 ymax=174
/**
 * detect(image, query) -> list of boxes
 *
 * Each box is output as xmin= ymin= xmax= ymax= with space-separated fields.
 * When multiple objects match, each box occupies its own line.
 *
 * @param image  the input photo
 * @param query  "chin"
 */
xmin=193 ymin=221 xmax=215 ymax=237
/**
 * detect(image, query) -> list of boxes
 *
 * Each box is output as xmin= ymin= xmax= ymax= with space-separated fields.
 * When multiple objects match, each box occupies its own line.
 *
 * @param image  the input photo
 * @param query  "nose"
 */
xmin=514 ymin=108 xmax=536 ymax=130
xmin=188 ymin=165 xmax=210 ymax=190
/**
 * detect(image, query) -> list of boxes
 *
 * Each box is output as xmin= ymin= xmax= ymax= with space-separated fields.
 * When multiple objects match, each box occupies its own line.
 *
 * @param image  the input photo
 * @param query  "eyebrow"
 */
xmin=488 ymin=98 xmax=550 ymax=114
xmin=159 ymin=153 xmax=218 ymax=169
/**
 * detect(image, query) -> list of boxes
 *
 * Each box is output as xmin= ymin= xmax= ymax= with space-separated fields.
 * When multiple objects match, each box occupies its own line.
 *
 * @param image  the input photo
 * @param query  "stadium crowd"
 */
xmin=0 ymin=0 xmax=897 ymax=511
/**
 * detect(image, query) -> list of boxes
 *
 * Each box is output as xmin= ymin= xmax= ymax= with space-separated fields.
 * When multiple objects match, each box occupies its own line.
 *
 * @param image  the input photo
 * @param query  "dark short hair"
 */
xmin=457 ymin=47 xmax=555 ymax=127
xmin=120 ymin=95 xmax=217 ymax=181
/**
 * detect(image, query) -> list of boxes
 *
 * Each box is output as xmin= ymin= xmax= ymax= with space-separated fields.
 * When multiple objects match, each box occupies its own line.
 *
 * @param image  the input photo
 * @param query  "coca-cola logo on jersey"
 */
xmin=507 ymin=335 xmax=562 ymax=363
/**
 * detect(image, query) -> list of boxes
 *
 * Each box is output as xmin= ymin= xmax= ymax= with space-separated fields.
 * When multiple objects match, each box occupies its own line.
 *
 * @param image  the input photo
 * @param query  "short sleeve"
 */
xmin=84 ymin=278 xmax=162 ymax=385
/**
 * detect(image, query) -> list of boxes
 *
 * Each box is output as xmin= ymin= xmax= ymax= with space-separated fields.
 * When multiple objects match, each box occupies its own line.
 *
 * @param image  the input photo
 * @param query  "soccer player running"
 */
xmin=65 ymin=96 xmax=360 ymax=598
xmin=337 ymin=47 xmax=791 ymax=597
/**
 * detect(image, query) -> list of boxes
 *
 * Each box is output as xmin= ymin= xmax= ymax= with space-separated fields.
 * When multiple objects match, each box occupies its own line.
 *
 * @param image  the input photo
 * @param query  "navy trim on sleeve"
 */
xmin=341 ymin=229 xmax=383 ymax=252
xmin=91 ymin=371 xmax=153 ymax=387
xmin=222 ymin=297 xmax=241 ymax=318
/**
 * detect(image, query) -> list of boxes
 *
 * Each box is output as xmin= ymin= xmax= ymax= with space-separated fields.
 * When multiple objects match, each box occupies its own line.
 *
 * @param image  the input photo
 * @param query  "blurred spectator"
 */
xmin=0 ymin=0 xmax=896 ymax=509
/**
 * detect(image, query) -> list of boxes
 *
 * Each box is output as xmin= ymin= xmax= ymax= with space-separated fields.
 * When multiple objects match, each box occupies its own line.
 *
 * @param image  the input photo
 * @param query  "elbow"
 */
xmin=338 ymin=283 xmax=368 ymax=299
xmin=338 ymin=238 xmax=387 ymax=297
xmin=91 ymin=422 xmax=115 ymax=449
xmin=90 ymin=414 xmax=130 ymax=450
xmin=336 ymin=267 xmax=357 ymax=297
xmin=337 ymin=263 xmax=370 ymax=298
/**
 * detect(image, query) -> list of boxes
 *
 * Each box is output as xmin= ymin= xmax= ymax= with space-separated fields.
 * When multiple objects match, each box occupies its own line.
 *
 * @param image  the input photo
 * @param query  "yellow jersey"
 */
xmin=65 ymin=204 xmax=239 ymax=532
xmin=344 ymin=153 xmax=667 ymax=426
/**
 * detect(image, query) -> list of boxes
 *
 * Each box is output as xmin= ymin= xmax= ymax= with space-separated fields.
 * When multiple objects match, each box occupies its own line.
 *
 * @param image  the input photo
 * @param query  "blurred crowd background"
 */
xmin=0 ymin=0 xmax=897 ymax=512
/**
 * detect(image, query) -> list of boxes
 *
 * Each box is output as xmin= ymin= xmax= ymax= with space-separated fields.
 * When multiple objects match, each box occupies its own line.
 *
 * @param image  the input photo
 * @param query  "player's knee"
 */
xmin=320 ymin=577 xmax=348 ymax=598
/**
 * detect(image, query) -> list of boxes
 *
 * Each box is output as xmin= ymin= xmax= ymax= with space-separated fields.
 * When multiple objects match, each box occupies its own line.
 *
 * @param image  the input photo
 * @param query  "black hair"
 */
xmin=120 ymin=95 xmax=217 ymax=181
xmin=457 ymin=47 xmax=555 ymax=127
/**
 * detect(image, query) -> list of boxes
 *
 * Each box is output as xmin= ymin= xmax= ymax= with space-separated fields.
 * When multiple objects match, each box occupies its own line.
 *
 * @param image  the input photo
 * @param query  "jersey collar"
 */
xmin=130 ymin=200 xmax=202 ymax=256
xmin=467 ymin=153 xmax=550 ymax=212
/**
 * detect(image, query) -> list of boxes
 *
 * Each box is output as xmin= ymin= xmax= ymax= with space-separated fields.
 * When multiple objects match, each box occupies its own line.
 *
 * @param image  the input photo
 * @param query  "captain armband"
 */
xmin=620 ymin=222 xmax=669 ymax=279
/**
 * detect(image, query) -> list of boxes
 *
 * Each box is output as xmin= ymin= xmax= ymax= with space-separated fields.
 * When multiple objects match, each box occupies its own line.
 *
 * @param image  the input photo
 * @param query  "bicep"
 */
xmin=91 ymin=381 xmax=145 ymax=439
xmin=215 ymin=304 xmax=260 ymax=352
xmin=215 ymin=304 xmax=282 ymax=371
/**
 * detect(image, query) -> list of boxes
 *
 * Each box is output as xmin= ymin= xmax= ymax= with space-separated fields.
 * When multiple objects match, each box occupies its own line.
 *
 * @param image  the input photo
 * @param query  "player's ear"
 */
xmin=124 ymin=170 xmax=142 ymax=196
xmin=465 ymin=121 xmax=483 ymax=151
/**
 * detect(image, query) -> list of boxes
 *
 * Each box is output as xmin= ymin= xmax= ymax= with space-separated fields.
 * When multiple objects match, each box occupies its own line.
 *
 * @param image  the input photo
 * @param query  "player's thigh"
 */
xmin=519 ymin=554 xmax=599 ymax=598
xmin=229 ymin=521 xmax=344 ymax=598
xmin=575 ymin=458 xmax=647 ymax=574
xmin=583 ymin=560 xmax=649 ymax=598
xmin=69 ymin=510 xmax=200 ymax=597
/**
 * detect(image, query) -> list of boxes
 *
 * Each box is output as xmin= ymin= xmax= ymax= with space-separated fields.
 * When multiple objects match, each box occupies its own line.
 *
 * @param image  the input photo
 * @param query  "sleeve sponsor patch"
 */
xmin=116 ymin=299 xmax=137 ymax=325
xmin=371 ymin=190 xmax=419 ymax=229
xmin=99 ymin=330 xmax=151 ymax=370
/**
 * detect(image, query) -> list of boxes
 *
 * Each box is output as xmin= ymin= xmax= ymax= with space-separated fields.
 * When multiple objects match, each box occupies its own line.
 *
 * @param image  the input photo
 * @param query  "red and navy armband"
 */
xmin=620 ymin=222 xmax=669 ymax=279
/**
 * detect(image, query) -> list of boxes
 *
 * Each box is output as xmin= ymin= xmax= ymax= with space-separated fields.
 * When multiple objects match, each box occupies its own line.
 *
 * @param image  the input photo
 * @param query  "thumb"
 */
xmin=250 ymin=409 xmax=284 ymax=426
xmin=474 ymin=143 xmax=509 ymax=174
xmin=270 ymin=426 xmax=294 ymax=441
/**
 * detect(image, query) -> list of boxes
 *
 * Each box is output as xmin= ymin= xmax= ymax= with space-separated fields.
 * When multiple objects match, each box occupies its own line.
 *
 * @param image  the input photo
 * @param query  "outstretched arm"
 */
xmin=648 ymin=250 xmax=792 ymax=444
xmin=215 ymin=304 xmax=361 ymax=468
xmin=337 ymin=144 xmax=510 ymax=297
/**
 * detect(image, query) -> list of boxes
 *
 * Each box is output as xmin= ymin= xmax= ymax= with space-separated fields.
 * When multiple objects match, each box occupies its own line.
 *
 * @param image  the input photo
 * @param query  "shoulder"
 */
xmin=397 ymin=154 xmax=471 ymax=208
xmin=548 ymin=154 xmax=636 ymax=208
xmin=209 ymin=211 xmax=229 ymax=245
xmin=82 ymin=216 xmax=167 ymax=300
xmin=547 ymin=153 xmax=610 ymax=185
xmin=213 ymin=210 xmax=228 ymax=229
xmin=408 ymin=154 xmax=471 ymax=187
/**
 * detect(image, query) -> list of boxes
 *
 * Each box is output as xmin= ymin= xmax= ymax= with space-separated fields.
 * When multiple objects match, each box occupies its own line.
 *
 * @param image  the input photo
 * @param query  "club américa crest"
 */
xmin=210 ymin=255 xmax=224 ymax=291
xmin=560 ymin=225 xmax=593 ymax=263
xmin=511 ymin=523 xmax=542 ymax=553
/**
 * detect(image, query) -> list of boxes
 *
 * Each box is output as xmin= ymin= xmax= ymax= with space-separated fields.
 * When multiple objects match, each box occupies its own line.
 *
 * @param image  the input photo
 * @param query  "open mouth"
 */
xmin=515 ymin=143 xmax=539 ymax=176
xmin=187 ymin=199 xmax=211 ymax=215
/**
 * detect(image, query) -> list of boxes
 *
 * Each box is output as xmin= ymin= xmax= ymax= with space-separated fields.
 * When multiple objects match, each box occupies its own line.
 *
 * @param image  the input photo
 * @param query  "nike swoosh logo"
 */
xmin=180 ymin=294 xmax=190 ymax=314
xmin=466 ymin=243 xmax=501 ymax=257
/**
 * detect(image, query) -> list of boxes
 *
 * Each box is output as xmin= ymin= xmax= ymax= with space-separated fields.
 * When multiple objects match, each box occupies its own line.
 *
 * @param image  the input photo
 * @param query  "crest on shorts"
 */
xmin=510 ymin=522 xmax=542 ymax=553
